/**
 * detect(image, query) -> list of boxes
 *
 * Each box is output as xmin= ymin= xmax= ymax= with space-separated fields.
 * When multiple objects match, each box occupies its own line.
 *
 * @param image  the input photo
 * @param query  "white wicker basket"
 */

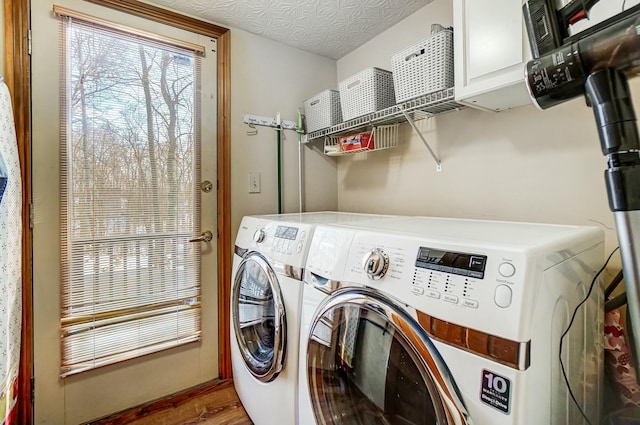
xmin=303 ymin=89 xmax=342 ymax=133
xmin=391 ymin=28 xmax=454 ymax=103
xmin=338 ymin=67 xmax=396 ymax=121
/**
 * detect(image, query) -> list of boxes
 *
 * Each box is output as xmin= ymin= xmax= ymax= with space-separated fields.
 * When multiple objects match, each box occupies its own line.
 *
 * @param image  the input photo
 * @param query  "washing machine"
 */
xmin=298 ymin=217 xmax=605 ymax=425
xmin=230 ymin=211 xmax=397 ymax=425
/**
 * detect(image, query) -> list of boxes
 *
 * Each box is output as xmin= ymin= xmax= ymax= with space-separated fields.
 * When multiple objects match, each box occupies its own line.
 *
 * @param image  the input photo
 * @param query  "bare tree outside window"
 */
xmin=60 ymin=20 xmax=202 ymax=377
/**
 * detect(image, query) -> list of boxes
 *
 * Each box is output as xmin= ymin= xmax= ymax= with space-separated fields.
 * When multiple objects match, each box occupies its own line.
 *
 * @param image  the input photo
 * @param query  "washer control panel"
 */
xmin=342 ymin=231 xmax=526 ymax=340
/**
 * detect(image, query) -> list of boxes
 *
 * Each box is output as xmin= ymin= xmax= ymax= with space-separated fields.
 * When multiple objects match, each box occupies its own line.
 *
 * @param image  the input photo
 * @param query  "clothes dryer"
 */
xmin=230 ymin=212 xmax=396 ymax=425
xmin=299 ymin=217 xmax=605 ymax=425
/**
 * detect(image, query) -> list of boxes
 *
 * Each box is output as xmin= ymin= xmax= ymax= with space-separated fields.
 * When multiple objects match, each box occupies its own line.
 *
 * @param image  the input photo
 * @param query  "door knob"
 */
xmin=189 ymin=230 xmax=213 ymax=243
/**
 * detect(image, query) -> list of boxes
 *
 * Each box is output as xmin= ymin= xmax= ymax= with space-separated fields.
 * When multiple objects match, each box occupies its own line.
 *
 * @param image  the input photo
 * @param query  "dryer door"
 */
xmin=306 ymin=288 xmax=470 ymax=425
xmin=232 ymin=252 xmax=286 ymax=382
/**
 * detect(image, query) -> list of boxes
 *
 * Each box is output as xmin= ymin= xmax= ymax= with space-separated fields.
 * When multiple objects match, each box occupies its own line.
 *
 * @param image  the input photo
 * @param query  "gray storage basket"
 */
xmin=303 ymin=89 xmax=343 ymax=133
xmin=338 ymin=67 xmax=396 ymax=121
xmin=391 ymin=28 xmax=454 ymax=103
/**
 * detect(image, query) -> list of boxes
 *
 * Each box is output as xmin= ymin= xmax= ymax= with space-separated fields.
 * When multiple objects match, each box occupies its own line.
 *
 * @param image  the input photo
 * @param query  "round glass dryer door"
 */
xmin=232 ymin=252 xmax=286 ymax=382
xmin=307 ymin=288 xmax=469 ymax=425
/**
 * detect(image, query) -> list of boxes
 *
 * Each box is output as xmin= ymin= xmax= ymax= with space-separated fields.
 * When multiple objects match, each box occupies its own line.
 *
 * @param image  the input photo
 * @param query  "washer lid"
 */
xmin=232 ymin=252 xmax=286 ymax=382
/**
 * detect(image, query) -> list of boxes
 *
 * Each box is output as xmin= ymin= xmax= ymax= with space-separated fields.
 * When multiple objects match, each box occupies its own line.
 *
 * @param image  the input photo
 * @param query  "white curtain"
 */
xmin=0 ymin=78 xmax=22 ymax=424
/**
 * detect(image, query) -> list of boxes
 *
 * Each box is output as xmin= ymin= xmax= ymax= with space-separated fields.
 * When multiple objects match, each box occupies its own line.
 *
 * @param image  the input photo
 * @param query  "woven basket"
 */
xmin=338 ymin=67 xmax=395 ymax=121
xmin=391 ymin=28 xmax=454 ymax=103
xmin=303 ymin=89 xmax=342 ymax=133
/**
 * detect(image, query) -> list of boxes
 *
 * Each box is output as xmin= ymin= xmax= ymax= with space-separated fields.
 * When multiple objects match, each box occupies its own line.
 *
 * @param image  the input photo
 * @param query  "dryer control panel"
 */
xmin=257 ymin=223 xmax=310 ymax=267
xmin=236 ymin=216 xmax=313 ymax=268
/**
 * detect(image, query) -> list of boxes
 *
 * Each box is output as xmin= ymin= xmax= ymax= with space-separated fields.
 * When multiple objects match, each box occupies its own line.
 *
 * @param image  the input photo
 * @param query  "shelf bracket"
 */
xmin=401 ymin=110 xmax=442 ymax=172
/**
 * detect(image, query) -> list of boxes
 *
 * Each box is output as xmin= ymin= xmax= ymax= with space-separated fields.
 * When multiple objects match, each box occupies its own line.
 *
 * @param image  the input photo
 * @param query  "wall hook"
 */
xmin=246 ymin=123 xmax=258 ymax=136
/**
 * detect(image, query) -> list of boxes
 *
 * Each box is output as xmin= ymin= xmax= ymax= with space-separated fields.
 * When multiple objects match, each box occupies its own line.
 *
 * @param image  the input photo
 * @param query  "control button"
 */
xmin=443 ymin=294 xmax=459 ymax=304
xmin=300 ymin=230 xmax=306 ymax=239
xmin=498 ymin=262 xmax=516 ymax=278
xmin=411 ymin=286 xmax=425 ymax=295
xmin=426 ymin=290 xmax=441 ymax=299
xmin=494 ymin=285 xmax=512 ymax=308
xmin=296 ymin=242 xmax=304 ymax=253
xmin=363 ymin=248 xmax=390 ymax=280
xmin=253 ymin=229 xmax=266 ymax=244
xmin=462 ymin=299 xmax=479 ymax=308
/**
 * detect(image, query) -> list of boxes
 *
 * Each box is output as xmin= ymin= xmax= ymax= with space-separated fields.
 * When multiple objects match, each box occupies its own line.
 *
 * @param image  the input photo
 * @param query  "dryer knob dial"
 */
xmin=253 ymin=229 xmax=266 ymax=244
xmin=363 ymin=249 xmax=389 ymax=280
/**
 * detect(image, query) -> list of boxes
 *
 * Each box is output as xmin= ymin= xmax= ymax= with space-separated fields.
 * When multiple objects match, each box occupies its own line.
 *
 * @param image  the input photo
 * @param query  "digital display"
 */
xmin=415 ymin=247 xmax=487 ymax=279
xmin=275 ymin=225 xmax=299 ymax=240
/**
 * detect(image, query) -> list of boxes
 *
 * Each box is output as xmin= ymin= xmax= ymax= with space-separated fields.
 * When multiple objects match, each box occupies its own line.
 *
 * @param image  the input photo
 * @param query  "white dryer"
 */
xmin=298 ymin=217 xmax=604 ymax=425
xmin=231 ymin=212 xmax=396 ymax=425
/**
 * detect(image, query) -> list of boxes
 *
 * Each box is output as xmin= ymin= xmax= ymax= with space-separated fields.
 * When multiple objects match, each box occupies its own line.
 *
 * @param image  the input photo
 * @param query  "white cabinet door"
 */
xmin=454 ymin=0 xmax=533 ymax=111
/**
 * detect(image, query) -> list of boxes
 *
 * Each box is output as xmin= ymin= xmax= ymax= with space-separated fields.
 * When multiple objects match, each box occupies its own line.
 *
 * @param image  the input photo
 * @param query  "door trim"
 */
xmin=6 ymin=1 xmax=232 ymax=423
xmin=5 ymin=0 xmax=33 ymax=424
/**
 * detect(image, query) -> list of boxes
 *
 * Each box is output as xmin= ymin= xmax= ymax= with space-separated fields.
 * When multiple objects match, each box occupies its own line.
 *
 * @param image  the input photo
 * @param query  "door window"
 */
xmin=58 ymin=14 xmax=204 ymax=376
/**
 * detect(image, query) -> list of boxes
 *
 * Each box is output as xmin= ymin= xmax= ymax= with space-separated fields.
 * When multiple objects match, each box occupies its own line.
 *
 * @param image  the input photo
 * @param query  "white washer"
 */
xmin=231 ymin=212 xmax=396 ymax=425
xmin=299 ymin=217 xmax=604 ymax=425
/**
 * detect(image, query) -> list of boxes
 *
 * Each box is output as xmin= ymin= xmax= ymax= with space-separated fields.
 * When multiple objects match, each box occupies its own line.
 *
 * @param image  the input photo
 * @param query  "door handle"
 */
xmin=189 ymin=230 xmax=213 ymax=243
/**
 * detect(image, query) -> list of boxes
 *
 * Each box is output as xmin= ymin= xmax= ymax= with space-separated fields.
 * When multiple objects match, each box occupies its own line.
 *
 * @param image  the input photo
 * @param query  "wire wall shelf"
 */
xmin=306 ymin=87 xmax=463 ymax=171
xmin=306 ymin=87 xmax=464 ymax=141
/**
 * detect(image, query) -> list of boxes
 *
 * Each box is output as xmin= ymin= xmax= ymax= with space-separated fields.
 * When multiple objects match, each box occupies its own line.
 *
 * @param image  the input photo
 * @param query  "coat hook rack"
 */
xmin=246 ymin=123 xmax=258 ymax=136
xmin=243 ymin=113 xmax=301 ymax=133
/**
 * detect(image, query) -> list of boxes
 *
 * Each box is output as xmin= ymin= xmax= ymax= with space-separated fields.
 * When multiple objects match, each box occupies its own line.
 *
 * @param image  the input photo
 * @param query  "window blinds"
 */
xmin=58 ymin=10 xmax=203 ymax=377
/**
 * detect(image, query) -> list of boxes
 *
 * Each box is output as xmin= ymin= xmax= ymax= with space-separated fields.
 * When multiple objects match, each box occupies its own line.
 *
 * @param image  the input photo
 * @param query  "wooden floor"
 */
xmin=86 ymin=380 xmax=253 ymax=425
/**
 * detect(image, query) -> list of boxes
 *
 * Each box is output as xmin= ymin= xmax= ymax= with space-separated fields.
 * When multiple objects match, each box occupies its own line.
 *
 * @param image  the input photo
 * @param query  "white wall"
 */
xmin=230 ymin=28 xmax=338 ymax=242
xmin=336 ymin=0 xmax=628 ymax=277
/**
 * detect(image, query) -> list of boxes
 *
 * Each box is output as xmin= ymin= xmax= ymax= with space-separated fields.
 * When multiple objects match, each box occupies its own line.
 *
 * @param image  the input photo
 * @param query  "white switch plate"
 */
xmin=248 ymin=172 xmax=261 ymax=193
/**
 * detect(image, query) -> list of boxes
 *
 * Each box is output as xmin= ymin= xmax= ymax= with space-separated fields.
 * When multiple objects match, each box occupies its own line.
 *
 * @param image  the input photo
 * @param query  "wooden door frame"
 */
xmin=5 ymin=0 xmax=33 ymax=424
xmin=6 ymin=1 xmax=232 ymax=423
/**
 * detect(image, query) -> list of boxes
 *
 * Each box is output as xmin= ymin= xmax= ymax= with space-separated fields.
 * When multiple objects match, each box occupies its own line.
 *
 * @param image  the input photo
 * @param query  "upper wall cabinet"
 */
xmin=454 ymin=0 xmax=533 ymax=112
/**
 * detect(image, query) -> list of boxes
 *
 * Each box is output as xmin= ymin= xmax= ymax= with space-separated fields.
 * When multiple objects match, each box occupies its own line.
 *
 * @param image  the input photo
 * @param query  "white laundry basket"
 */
xmin=338 ymin=67 xmax=395 ymax=120
xmin=391 ymin=27 xmax=454 ymax=103
xmin=303 ymin=89 xmax=342 ymax=133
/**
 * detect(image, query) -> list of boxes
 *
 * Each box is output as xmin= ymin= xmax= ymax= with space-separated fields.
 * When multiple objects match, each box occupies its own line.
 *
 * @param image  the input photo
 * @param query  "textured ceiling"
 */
xmin=144 ymin=0 xmax=433 ymax=59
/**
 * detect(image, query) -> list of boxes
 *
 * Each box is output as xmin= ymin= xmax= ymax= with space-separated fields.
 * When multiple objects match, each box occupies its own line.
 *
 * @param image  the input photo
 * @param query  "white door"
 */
xmin=31 ymin=1 xmax=218 ymax=423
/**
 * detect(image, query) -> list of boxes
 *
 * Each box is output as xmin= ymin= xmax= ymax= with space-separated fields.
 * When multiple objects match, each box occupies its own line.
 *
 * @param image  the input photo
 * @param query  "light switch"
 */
xmin=248 ymin=173 xmax=261 ymax=193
